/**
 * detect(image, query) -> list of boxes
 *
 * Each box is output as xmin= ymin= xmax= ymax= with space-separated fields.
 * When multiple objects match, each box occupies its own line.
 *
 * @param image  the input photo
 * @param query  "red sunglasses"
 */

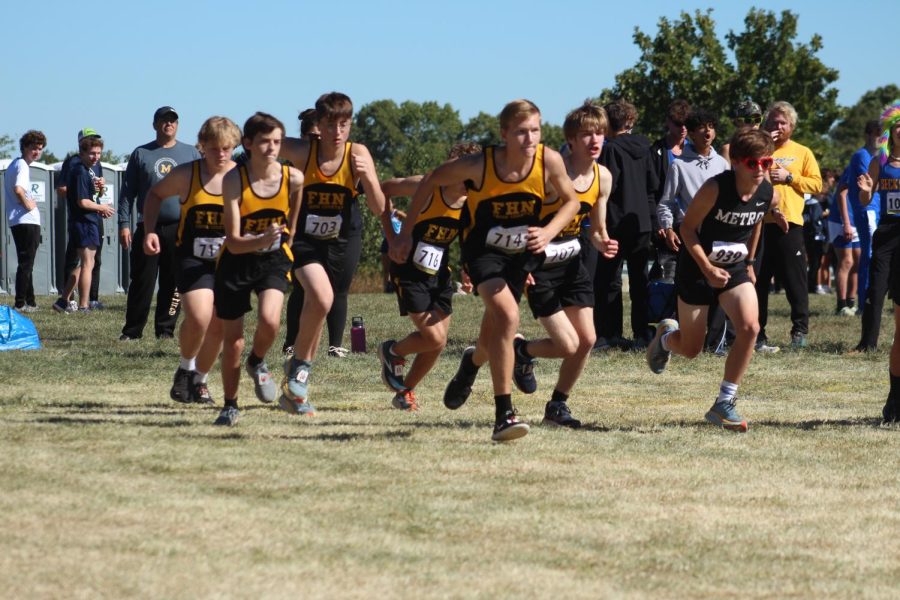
xmin=737 ymin=156 xmax=774 ymax=170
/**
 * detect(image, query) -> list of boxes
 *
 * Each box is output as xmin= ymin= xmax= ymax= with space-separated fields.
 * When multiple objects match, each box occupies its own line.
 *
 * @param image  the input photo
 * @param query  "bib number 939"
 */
xmin=708 ymin=241 xmax=748 ymax=266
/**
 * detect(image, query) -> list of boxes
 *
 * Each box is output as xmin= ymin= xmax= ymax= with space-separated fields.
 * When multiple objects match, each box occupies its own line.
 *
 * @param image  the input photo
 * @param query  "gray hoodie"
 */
xmin=656 ymin=143 xmax=729 ymax=230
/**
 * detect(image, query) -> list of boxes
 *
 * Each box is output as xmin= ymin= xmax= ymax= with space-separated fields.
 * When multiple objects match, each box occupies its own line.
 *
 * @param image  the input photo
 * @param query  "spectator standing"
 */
xmin=848 ymin=121 xmax=883 ymax=311
xmin=118 ymin=107 xmax=201 ymax=340
xmin=55 ymin=128 xmax=105 ymax=312
xmin=595 ymin=99 xmax=659 ymax=349
xmin=4 ymin=130 xmax=46 ymax=312
xmin=754 ymin=101 xmax=822 ymax=350
xmin=828 ymin=172 xmax=860 ymax=315
xmin=804 ymin=168 xmax=834 ymax=294
xmin=650 ymin=99 xmax=690 ymax=280
xmin=854 ymin=102 xmax=900 ymax=353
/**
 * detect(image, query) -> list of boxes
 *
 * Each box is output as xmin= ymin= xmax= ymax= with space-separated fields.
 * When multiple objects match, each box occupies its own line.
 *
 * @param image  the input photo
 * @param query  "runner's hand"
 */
xmin=389 ymin=231 xmax=412 ymax=263
xmin=703 ymin=265 xmax=731 ymax=289
xmin=526 ymin=226 xmax=553 ymax=253
xmin=144 ymin=232 xmax=161 ymax=255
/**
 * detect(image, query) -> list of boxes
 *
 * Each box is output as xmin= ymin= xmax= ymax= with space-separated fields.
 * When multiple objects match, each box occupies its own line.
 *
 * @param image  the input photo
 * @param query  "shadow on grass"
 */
xmin=753 ymin=417 xmax=884 ymax=430
xmin=34 ymin=416 xmax=194 ymax=428
xmin=184 ymin=429 xmax=413 ymax=442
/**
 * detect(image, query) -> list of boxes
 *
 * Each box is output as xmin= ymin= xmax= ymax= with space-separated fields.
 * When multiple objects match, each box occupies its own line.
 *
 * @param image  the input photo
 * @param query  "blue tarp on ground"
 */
xmin=0 ymin=305 xmax=41 ymax=351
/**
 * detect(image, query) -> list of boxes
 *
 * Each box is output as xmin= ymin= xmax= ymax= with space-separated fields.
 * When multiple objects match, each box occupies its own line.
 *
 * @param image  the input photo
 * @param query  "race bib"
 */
xmin=305 ymin=214 xmax=342 ymax=239
xmin=412 ymin=241 xmax=445 ymax=275
xmin=544 ymin=238 xmax=581 ymax=265
xmin=257 ymin=236 xmax=282 ymax=254
xmin=486 ymin=224 xmax=529 ymax=254
xmin=886 ymin=191 xmax=900 ymax=215
xmin=708 ymin=241 xmax=748 ymax=266
xmin=192 ymin=236 xmax=223 ymax=260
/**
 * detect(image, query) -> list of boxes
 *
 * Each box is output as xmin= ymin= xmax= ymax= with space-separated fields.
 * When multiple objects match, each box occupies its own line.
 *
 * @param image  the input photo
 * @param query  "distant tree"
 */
xmin=542 ymin=123 xmax=565 ymax=153
xmin=600 ymin=8 xmax=842 ymax=155
xmin=38 ymin=150 xmax=61 ymax=164
xmin=460 ymin=112 xmax=501 ymax=147
xmin=0 ymin=134 xmax=15 ymax=159
xmin=826 ymin=85 xmax=900 ymax=170
xmin=354 ymin=99 xmax=462 ymax=178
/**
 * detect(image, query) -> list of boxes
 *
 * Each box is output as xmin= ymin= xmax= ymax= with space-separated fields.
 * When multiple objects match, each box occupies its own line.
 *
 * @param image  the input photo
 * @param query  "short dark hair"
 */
xmin=315 ymin=92 xmax=353 ymax=122
xmin=865 ymin=120 xmax=881 ymax=136
xmin=667 ymin=99 xmax=691 ymax=125
xmin=729 ymin=129 xmax=774 ymax=162
xmin=685 ymin=109 xmax=719 ymax=132
xmin=78 ymin=135 xmax=104 ymax=154
xmin=243 ymin=112 xmax=285 ymax=142
xmin=604 ymin=99 xmax=638 ymax=133
xmin=298 ymin=108 xmax=319 ymax=138
xmin=19 ymin=130 xmax=47 ymax=153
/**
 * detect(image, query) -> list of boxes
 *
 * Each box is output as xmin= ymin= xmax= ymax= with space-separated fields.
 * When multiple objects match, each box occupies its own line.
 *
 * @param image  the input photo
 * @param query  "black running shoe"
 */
xmin=883 ymin=398 xmax=898 ymax=425
xmin=512 ymin=334 xmax=537 ymax=394
xmin=170 ymin=368 xmax=194 ymax=403
xmin=443 ymin=346 xmax=477 ymax=410
xmin=492 ymin=409 xmax=529 ymax=441
xmin=191 ymin=379 xmax=215 ymax=405
xmin=378 ymin=340 xmax=407 ymax=392
xmin=542 ymin=401 xmax=582 ymax=429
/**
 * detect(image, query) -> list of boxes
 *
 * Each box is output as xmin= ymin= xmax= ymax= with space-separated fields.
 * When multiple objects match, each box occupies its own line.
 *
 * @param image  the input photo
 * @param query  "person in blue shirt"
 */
xmin=847 ymin=121 xmax=882 ymax=311
xmin=829 ymin=168 xmax=861 ymax=315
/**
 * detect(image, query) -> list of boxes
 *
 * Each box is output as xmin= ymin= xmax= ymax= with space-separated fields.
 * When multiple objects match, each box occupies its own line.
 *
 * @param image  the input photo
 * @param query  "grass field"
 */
xmin=1 ymin=290 xmax=898 ymax=599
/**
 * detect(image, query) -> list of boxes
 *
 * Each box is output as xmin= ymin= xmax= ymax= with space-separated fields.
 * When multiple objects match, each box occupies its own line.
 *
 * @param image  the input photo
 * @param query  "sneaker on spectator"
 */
xmin=53 ymin=298 xmax=75 ymax=314
xmin=790 ymin=333 xmax=808 ymax=350
xmin=328 ymin=346 xmax=349 ymax=358
xmin=89 ymin=300 xmax=105 ymax=310
xmin=754 ymin=340 xmax=780 ymax=354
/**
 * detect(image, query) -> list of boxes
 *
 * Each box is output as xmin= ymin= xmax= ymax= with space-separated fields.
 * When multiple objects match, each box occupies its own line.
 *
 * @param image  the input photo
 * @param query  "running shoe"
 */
xmin=89 ymin=300 xmax=105 ymax=310
xmin=512 ymin=334 xmax=537 ymax=394
xmin=213 ymin=406 xmax=240 ymax=426
xmin=17 ymin=305 xmax=39 ymax=313
xmin=280 ymin=359 xmax=316 ymax=415
xmin=191 ymin=379 xmax=215 ymax=405
xmin=704 ymin=398 xmax=749 ymax=432
xmin=790 ymin=333 xmax=808 ymax=350
xmin=883 ymin=398 xmax=898 ymax=425
xmin=542 ymin=401 xmax=581 ymax=429
xmin=170 ymin=367 xmax=194 ymax=403
xmin=492 ymin=409 xmax=530 ymax=441
xmin=646 ymin=318 xmax=678 ymax=374
xmin=52 ymin=298 xmax=74 ymax=314
xmin=443 ymin=346 xmax=477 ymax=410
xmin=392 ymin=389 xmax=419 ymax=412
xmin=77 ymin=307 xmax=91 ymax=314
xmin=328 ymin=346 xmax=349 ymax=358
xmin=245 ymin=360 xmax=276 ymax=403
xmin=378 ymin=340 xmax=407 ymax=392
xmin=754 ymin=340 xmax=780 ymax=354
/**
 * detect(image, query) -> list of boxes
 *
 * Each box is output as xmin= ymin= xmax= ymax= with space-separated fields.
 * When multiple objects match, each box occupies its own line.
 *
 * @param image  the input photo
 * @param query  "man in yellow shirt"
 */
xmin=754 ymin=101 xmax=822 ymax=350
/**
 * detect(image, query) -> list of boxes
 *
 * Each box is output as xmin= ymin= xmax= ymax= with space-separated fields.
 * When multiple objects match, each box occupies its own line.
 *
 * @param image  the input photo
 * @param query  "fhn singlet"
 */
xmin=409 ymin=187 xmax=463 ymax=276
xmin=537 ymin=161 xmax=601 ymax=268
xmin=462 ymin=145 xmax=545 ymax=266
xmin=177 ymin=160 xmax=225 ymax=260
xmin=238 ymin=163 xmax=292 ymax=254
xmin=299 ymin=139 xmax=359 ymax=241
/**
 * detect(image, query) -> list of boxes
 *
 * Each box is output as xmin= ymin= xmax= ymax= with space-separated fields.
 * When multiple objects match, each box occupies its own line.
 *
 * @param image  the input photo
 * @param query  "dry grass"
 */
xmin=1 ymin=291 xmax=898 ymax=599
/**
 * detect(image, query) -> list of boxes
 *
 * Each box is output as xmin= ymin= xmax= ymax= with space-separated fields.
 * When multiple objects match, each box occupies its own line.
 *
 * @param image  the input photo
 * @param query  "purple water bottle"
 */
xmin=350 ymin=316 xmax=366 ymax=353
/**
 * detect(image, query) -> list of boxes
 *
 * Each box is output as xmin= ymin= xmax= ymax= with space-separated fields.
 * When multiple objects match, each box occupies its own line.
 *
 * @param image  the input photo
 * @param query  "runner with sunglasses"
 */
xmin=646 ymin=129 xmax=780 ymax=432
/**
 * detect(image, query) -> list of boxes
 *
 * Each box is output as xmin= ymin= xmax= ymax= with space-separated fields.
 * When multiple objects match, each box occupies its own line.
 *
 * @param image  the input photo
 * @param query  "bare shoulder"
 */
xmin=287 ymin=165 xmax=305 ymax=186
xmin=282 ymin=136 xmax=310 ymax=164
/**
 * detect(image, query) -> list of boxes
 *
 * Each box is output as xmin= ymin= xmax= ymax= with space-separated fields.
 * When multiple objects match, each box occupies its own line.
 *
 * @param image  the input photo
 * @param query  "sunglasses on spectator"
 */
xmin=737 ymin=156 xmax=774 ymax=170
xmin=735 ymin=115 xmax=762 ymax=125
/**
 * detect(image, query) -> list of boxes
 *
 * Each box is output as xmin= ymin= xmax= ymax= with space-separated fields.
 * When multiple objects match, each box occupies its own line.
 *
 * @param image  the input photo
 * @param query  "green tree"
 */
xmin=38 ymin=150 xmax=61 ymax=164
xmin=0 ymin=134 xmax=15 ymax=159
xmin=460 ymin=112 xmax=501 ymax=147
xmin=601 ymin=8 xmax=842 ymax=152
xmin=826 ymin=85 xmax=900 ymax=169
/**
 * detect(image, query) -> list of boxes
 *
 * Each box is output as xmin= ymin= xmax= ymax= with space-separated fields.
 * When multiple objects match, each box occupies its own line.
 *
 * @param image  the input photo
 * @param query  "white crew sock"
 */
xmin=179 ymin=356 xmax=196 ymax=371
xmin=716 ymin=380 xmax=739 ymax=404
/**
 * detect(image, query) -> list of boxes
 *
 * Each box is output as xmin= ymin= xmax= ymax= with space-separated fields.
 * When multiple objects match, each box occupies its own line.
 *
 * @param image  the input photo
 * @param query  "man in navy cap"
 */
xmin=118 ymin=106 xmax=200 ymax=340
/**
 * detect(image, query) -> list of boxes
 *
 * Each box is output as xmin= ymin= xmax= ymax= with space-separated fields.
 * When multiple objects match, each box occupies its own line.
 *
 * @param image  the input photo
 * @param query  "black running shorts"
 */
xmin=526 ymin=258 xmax=594 ymax=319
xmin=675 ymin=255 xmax=752 ymax=306
xmin=390 ymin=261 xmax=454 ymax=317
xmin=291 ymin=235 xmax=348 ymax=286
xmin=177 ymin=255 xmax=217 ymax=293
xmin=214 ymin=248 xmax=292 ymax=320
xmin=463 ymin=249 xmax=530 ymax=303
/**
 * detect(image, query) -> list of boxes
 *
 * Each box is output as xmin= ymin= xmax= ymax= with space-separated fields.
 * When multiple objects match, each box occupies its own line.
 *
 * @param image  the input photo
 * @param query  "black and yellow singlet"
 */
xmin=177 ymin=160 xmax=225 ymax=260
xmin=238 ymin=163 xmax=292 ymax=254
xmin=299 ymin=139 xmax=359 ymax=241
xmin=536 ymin=161 xmax=600 ymax=267
xmin=462 ymin=144 xmax=544 ymax=258
xmin=408 ymin=186 xmax=463 ymax=275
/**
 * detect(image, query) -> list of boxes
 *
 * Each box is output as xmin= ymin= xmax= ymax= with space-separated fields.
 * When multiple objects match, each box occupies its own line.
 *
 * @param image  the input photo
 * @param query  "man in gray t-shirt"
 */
xmin=118 ymin=106 xmax=200 ymax=340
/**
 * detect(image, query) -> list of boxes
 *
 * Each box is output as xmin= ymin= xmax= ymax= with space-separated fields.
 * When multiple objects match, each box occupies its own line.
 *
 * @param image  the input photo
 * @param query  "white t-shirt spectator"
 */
xmin=4 ymin=158 xmax=40 ymax=226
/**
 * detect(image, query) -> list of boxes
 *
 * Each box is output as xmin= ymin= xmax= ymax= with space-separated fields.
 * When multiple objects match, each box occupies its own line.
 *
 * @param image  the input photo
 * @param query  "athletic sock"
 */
xmin=550 ymin=389 xmax=569 ymax=405
xmin=290 ymin=357 xmax=312 ymax=371
xmin=461 ymin=350 xmax=479 ymax=375
xmin=247 ymin=352 xmax=263 ymax=368
xmin=179 ymin=356 xmax=196 ymax=371
xmin=716 ymin=380 xmax=739 ymax=404
xmin=495 ymin=394 xmax=513 ymax=420
xmin=193 ymin=371 xmax=208 ymax=385
xmin=224 ymin=398 xmax=238 ymax=409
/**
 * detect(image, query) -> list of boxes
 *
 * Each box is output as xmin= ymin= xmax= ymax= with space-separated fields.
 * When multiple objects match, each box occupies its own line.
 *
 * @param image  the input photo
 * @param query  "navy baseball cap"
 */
xmin=153 ymin=106 xmax=179 ymax=122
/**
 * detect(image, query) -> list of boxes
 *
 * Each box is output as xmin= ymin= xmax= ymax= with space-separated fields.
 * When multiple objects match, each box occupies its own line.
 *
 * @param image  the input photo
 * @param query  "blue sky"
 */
xmin=2 ymin=0 xmax=892 ymax=159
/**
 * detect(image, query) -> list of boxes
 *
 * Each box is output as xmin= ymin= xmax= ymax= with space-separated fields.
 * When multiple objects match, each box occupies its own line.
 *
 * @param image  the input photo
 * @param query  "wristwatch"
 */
xmin=785 ymin=173 xmax=794 ymax=185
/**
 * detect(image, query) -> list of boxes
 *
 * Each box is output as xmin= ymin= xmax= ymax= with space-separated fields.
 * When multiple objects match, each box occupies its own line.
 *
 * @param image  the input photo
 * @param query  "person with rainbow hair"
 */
xmin=856 ymin=100 xmax=900 ymax=423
